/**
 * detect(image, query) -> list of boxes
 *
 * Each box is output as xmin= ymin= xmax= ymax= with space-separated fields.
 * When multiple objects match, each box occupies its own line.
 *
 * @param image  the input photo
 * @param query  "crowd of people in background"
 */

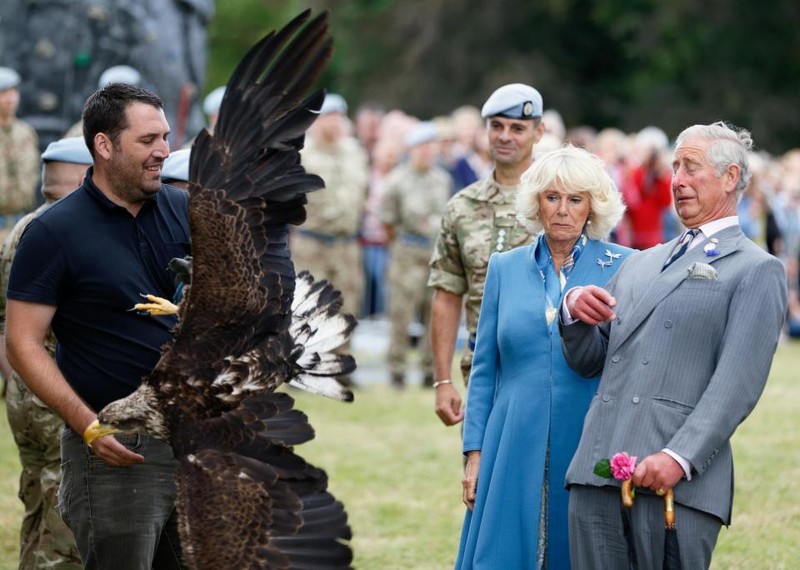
xmin=0 ymin=53 xmax=796 ymax=569
xmin=309 ymin=93 xmax=800 ymax=353
xmin=5 ymin=63 xmax=800 ymax=393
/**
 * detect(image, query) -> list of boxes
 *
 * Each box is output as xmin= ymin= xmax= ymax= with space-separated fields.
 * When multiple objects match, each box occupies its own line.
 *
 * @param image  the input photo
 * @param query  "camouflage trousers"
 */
xmin=387 ymin=243 xmax=434 ymax=377
xmin=291 ymin=232 xmax=364 ymax=317
xmin=5 ymin=373 xmax=81 ymax=569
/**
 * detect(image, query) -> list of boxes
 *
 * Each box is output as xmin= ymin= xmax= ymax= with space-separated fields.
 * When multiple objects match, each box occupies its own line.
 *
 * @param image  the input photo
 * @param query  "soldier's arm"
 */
xmin=431 ymin=288 xmax=464 ymax=426
xmin=0 ymin=337 xmax=12 ymax=381
xmin=0 ymin=238 xmax=13 ymax=381
xmin=379 ymin=171 xmax=399 ymax=243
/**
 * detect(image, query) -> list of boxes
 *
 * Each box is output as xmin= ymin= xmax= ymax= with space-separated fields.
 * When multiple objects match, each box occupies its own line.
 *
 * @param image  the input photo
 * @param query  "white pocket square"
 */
xmin=687 ymin=262 xmax=717 ymax=280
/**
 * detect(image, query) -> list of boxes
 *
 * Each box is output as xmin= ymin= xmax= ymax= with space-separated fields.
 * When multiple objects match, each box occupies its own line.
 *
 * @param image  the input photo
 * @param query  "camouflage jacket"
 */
xmin=0 ymin=203 xmax=57 ymax=354
xmin=428 ymin=175 xmax=535 ymax=334
xmin=0 ymin=119 xmax=39 ymax=215
xmin=300 ymin=136 xmax=369 ymax=236
xmin=380 ymin=161 xmax=451 ymax=242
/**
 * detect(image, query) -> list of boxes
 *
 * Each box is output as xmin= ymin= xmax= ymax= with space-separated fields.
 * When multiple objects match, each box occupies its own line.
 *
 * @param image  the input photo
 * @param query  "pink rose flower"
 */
xmin=610 ymin=452 xmax=637 ymax=480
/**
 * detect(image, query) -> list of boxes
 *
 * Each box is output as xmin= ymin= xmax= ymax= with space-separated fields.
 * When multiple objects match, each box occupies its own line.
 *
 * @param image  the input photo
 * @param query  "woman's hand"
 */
xmin=462 ymin=450 xmax=481 ymax=510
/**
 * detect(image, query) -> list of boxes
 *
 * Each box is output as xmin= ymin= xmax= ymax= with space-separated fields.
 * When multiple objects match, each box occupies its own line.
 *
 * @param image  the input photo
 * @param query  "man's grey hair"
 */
xmin=675 ymin=121 xmax=753 ymax=197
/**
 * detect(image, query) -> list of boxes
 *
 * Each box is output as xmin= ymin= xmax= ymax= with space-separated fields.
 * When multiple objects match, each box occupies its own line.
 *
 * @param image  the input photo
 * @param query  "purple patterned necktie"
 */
xmin=663 ymin=229 xmax=698 ymax=270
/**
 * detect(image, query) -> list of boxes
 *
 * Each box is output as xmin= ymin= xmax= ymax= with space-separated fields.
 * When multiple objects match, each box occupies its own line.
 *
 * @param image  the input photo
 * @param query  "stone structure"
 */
xmin=0 ymin=0 xmax=214 ymax=151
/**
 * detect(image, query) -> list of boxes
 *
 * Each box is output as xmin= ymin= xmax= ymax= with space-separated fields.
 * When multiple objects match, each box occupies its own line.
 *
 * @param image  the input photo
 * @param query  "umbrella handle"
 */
xmin=620 ymin=481 xmax=676 ymax=528
xmin=621 ymin=479 xmax=635 ymax=507
xmin=664 ymin=488 xmax=676 ymax=528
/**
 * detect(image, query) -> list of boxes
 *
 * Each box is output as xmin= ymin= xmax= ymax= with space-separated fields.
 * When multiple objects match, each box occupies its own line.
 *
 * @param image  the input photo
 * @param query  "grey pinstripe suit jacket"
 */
xmin=560 ymin=225 xmax=787 ymax=524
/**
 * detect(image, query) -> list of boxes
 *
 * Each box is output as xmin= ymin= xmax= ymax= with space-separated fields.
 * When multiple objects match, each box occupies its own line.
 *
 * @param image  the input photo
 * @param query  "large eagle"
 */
xmin=82 ymin=10 xmax=356 ymax=569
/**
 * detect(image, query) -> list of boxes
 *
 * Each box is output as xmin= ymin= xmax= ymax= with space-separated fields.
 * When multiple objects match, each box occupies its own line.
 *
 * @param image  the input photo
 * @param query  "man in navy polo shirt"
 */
xmin=6 ymin=83 xmax=190 ymax=569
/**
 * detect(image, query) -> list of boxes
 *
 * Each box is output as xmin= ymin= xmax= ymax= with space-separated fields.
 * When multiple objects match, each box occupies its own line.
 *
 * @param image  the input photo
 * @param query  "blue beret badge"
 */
xmin=523 ymin=101 xmax=534 ymax=117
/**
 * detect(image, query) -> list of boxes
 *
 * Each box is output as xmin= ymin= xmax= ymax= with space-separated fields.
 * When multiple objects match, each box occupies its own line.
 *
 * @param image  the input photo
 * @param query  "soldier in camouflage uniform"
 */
xmin=0 ymin=137 xmax=89 ymax=569
xmin=429 ymin=84 xmax=545 ymax=426
xmin=0 ymin=67 xmax=39 ymax=242
xmin=292 ymin=93 xmax=369 ymax=318
xmin=381 ymin=122 xmax=452 ymax=389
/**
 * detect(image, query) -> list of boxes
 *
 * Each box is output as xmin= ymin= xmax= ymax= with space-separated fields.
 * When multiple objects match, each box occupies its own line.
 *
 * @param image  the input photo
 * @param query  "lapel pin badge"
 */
xmin=703 ymin=238 xmax=720 ymax=257
xmin=597 ymin=249 xmax=620 ymax=271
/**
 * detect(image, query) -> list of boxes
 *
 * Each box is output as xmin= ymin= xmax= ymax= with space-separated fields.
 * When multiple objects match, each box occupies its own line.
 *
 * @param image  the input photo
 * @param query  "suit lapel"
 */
xmin=610 ymin=226 xmax=745 ymax=351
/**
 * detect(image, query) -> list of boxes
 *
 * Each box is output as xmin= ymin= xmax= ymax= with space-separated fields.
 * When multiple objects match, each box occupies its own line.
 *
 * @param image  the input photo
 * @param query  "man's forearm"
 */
xmin=7 ymin=340 xmax=95 ymax=433
xmin=431 ymin=288 xmax=462 ymax=381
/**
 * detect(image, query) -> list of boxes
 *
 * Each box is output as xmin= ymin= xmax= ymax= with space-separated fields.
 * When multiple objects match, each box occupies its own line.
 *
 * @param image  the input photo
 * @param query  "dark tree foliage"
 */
xmin=208 ymin=0 xmax=800 ymax=153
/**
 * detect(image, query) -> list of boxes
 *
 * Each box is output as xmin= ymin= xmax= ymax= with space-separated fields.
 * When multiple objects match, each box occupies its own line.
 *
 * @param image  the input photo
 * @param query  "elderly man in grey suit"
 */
xmin=560 ymin=121 xmax=787 ymax=569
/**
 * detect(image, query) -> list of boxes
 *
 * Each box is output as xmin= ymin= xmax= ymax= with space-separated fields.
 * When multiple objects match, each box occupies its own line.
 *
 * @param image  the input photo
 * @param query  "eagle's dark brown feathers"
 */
xmin=178 ymin=443 xmax=351 ymax=569
xmin=167 ymin=10 xmax=333 ymax=370
xmin=94 ymin=10 xmax=355 ymax=570
xmin=174 ymin=392 xmax=351 ymax=569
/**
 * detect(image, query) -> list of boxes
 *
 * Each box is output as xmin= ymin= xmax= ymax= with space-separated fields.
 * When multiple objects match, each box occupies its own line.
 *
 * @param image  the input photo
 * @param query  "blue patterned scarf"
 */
xmin=535 ymin=232 xmax=587 ymax=323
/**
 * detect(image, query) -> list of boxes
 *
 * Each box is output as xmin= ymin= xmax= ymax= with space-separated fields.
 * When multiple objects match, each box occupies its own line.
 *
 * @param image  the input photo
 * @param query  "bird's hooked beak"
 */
xmin=83 ymin=419 xmax=120 ymax=447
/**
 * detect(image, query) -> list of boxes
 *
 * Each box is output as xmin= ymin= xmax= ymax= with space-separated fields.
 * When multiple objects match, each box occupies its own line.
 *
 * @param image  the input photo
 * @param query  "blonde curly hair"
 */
xmin=515 ymin=144 xmax=626 ymax=240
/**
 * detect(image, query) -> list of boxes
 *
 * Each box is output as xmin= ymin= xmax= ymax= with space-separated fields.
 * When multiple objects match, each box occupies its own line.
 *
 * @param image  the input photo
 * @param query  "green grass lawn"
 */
xmin=0 ymin=340 xmax=798 ymax=568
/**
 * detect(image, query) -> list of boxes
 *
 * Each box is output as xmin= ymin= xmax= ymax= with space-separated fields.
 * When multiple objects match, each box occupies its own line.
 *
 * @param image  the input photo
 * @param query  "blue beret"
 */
xmin=161 ymin=149 xmax=191 ymax=183
xmin=41 ymin=137 xmax=93 ymax=165
xmin=481 ymin=83 xmax=543 ymax=120
xmin=405 ymin=121 xmax=439 ymax=148
xmin=98 ymin=65 xmax=141 ymax=88
xmin=0 ymin=67 xmax=20 ymax=91
xmin=318 ymin=93 xmax=348 ymax=116
xmin=203 ymin=86 xmax=226 ymax=116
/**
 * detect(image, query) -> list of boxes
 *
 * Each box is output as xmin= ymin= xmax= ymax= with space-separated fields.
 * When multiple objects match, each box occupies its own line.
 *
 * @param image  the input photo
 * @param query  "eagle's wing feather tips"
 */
xmin=92 ymin=9 xmax=357 ymax=569
xmin=158 ymin=9 xmax=337 ymax=375
xmin=178 ymin=445 xmax=352 ymax=569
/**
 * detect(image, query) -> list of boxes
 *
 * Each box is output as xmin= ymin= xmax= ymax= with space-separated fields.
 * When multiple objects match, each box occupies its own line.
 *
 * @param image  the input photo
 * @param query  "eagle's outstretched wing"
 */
xmin=176 ymin=393 xmax=352 ymax=569
xmin=163 ymin=9 xmax=332 ymax=377
xmin=86 ymin=10 xmax=355 ymax=568
xmin=141 ymin=10 xmax=355 ymax=569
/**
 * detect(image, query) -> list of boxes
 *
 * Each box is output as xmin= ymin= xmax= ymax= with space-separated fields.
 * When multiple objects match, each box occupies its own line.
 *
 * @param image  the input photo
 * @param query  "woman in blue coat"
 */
xmin=455 ymin=145 xmax=633 ymax=569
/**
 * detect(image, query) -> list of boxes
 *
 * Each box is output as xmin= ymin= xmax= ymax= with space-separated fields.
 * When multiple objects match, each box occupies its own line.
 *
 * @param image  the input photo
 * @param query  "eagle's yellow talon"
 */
xmin=133 ymin=295 xmax=179 ymax=316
